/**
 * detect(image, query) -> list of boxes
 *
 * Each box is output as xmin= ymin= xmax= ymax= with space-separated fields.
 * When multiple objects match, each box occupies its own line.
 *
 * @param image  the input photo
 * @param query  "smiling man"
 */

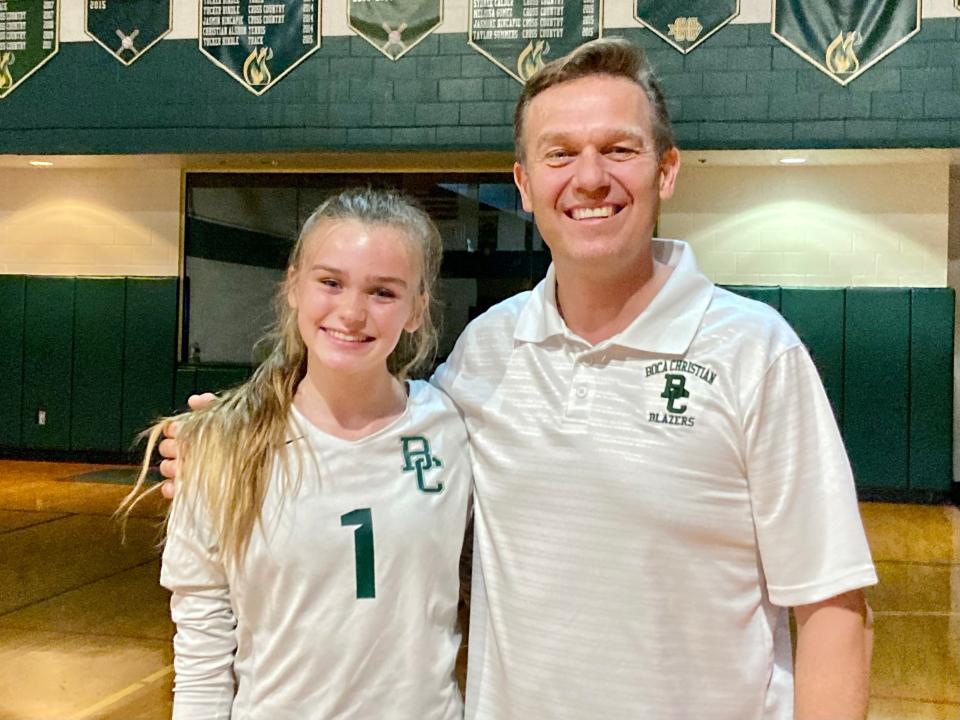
xmin=432 ymin=38 xmax=877 ymax=720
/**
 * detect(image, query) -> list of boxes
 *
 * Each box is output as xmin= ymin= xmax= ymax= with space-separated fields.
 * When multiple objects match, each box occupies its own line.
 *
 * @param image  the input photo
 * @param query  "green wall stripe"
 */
xmin=0 ymin=276 xmax=26 ymax=447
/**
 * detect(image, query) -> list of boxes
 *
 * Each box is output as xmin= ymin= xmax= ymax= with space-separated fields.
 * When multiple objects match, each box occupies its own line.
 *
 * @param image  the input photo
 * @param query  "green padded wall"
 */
xmin=196 ymin=366 xmax=252 ymax=395
xmin=0 ymin=276 xmax=25 ymax=447
xmin=122 ymin=278 xmax=178 ymax=448
xmin=780 ymin=288 xmax=845 ymax=423
xmin=21 ymin=278 xmax=75 ymax=450
xmin=71 ymin=279 xmax=126 ymax=451
xmin=723 ymin=285 xmax=782 ymax=311
xmin=174 ymin=367 xmax=198 ymax=411
xmin=908 ymin=288 xmax=954 ymax=492
xmin=843 ymin=289 xmax=911 ymax=489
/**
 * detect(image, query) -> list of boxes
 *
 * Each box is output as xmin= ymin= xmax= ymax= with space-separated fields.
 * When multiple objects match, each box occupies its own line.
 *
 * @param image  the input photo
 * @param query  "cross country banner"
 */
xmin=0 ymin=0 xmax=58 ymax=99
xmin=85 ymin=0 xmax=171 ymax=66
xmin=634 ymin=0 xmax=739 ymax=54
xmin=469 ymin=0 xmax=602 ymax=84
xmin=348 ymin=0 xmax=441 ymax=61
xmin=199 ymin=0 xmax=320 ymax=96
xmin=772 ymin=0 xmax=920 ymax=86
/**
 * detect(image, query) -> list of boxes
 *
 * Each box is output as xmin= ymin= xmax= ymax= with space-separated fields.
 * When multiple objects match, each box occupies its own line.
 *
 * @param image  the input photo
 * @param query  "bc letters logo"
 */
xmin=401 ymin=435 xmax=444 ymax=493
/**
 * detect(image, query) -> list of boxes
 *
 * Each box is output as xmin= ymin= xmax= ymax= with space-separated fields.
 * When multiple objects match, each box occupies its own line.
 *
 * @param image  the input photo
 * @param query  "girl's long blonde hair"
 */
xmin=120 ymin=187 xmax=443 ymax=566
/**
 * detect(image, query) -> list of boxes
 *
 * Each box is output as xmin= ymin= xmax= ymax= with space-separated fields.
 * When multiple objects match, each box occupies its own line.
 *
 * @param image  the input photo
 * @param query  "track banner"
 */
xmin=199 ymin=0 xmax=321 ymax=96
xmin=349 ymin=0 xmax=441 ymax=61
xmin=0 ymin=0 xmax=57 ymax=99
xmin=634 ymin=0 xmax=739 ymax=54
xmin=469 ymin=0 xmax=602 ymax=84
xmin=85 ymin=0 xmax=171 ymax=66
xmin=772 ymin=0 xmax=919 ymax=86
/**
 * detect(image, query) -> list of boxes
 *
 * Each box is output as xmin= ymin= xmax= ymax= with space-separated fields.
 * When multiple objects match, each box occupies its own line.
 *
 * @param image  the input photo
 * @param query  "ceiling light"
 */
xmin=29 ymin=160 xmax=53 ymax=167
xmin=778 ymin=157 xmax=807 ymax=165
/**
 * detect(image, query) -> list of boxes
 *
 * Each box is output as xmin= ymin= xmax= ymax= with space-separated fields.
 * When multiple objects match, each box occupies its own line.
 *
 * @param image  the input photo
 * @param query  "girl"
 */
xmin=123 ymin=188 xmax=470 ymax=720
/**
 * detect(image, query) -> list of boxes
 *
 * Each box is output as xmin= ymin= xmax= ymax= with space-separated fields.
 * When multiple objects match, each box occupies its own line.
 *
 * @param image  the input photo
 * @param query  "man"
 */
xmin=163 ymin=38 xmax=876 ymax=719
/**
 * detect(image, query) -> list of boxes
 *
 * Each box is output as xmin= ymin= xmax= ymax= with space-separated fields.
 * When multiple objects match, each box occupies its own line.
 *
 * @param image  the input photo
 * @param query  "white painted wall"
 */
xmin=661 ymin=163 xmax=950 ymax=287
xmin=0 ymin=168 xmax=180 ymax=276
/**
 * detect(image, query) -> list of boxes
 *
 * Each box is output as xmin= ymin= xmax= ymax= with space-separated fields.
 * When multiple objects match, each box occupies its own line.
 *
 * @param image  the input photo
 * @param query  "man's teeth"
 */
xmin=326 ymin=329 xmax=367 ymax=342
xmin=571 ymin=206 xmax=615 ymax=220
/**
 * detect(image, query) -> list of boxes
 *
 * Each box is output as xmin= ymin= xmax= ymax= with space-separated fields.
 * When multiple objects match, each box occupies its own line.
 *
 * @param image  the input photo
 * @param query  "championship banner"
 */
xmin=634 ymin=0 xmax=738 ymax=54
xmin=200 ymin=0 xmax=320 ymax=96
xmin=85 ymin=0 xmax=171 ymax=66
xmin=0 ymin=0 xmax=57 ymax=99
xmin=772 ymin=0 xmax=919 ymax=86
xmin=348 ymin=0 xmax=441 ymax=61
xmin=469 ymin=0 xmax=602 ymax=84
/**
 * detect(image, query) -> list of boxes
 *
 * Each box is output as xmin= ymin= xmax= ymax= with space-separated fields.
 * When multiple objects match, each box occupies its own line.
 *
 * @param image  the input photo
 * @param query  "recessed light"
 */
xmin=779 ymin=157 xmax=807 ymax=165
xmin=29 ymin=160 xmax=53 ymax=167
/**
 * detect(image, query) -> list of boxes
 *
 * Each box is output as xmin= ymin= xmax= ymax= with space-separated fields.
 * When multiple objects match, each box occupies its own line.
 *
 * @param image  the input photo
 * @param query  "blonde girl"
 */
xmin=123 ymin=188 xmax=470 ymax=720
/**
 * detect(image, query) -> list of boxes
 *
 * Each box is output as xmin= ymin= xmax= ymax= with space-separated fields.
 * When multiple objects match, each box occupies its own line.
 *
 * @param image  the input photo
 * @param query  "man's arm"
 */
xmin=793 ymin=589 xmax=873 ymax=720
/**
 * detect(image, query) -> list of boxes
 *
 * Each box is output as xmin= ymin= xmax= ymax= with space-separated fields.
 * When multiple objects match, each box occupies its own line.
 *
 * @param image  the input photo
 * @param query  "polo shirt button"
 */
xmin=575 ymin=386 xmax=588 ymax=399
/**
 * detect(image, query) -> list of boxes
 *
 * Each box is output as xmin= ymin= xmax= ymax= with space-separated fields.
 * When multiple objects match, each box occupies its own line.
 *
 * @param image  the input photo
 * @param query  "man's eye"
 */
xmin=607 ymin=146 xmax=639 ymax=159
xmin=544 ymin=149 xmax=573 ymax=164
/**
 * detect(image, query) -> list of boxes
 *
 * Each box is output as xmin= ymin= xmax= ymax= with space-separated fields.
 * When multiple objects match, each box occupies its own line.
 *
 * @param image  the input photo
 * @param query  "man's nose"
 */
xmin=572 ymin=147 xmax=609 ymax=194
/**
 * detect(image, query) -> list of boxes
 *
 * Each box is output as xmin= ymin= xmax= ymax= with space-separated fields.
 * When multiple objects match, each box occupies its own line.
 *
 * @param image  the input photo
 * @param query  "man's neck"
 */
xmin=555 ymin=256 xmax=672 ymax=346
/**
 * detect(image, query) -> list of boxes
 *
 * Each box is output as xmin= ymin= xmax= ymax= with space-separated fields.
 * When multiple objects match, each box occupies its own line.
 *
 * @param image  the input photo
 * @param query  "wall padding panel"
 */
xmin=908 ymin=288 xmax=954 ymax=492
xmin=71 ymin=279 xmax=126 ymax=451
xmin=724 ymin=285 xmax=782 ymax=311
xmin=780 ymin=288 xmax=845 ymax=424
xmin=21 ymin=277 xmax=75 ymax=450
xmin=843 ymin=289 xmax=911 ymax=489
xmin=121 ymin=278 xmax=178 ymax=447
xmin=0 ymin=276 xmax=25 ymax=447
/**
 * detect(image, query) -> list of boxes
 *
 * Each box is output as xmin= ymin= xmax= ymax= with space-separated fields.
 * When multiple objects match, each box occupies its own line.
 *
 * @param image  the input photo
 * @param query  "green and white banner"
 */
xmin=85 ymin=0 xmax=171 ymax=66
xmin=469 ymin=0 xmax=602 ymax=84
xmin=773 ymin=0 xmax=920 ymax=85
xmin=349 ymin=0 xmax=441 ymax=61
xmin=0 ymin=0 xmax=57 ymax=99
xmin=634 ymin=0 xmax=738 ymax=54
xmin=199 ymin=0 xmax=320 ymax=96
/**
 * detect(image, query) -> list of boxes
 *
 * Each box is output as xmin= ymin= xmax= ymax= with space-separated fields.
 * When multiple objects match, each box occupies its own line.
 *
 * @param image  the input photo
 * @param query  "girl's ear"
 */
xmin=286 ymin=266 xmax=298 ymax=309
xmin=404 ymin=292 xmax=427 ymax=333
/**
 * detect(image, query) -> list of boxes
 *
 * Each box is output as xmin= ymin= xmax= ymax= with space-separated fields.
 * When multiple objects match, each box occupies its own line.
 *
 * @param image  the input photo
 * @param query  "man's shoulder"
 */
xmin=459 ymin=289 xmax=533 ymax=344
xmin=710 ymin=286 xmax=798 ymax=339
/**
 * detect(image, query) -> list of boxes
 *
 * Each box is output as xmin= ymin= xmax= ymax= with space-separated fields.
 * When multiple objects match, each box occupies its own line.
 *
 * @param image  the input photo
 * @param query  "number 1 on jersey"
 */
xmin=340 ymin=508 xmax=375 ymax=599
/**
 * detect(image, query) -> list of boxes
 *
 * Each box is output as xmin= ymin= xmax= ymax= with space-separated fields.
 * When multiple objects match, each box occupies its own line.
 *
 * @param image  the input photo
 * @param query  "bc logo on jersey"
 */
xmin=644 ymin=359 xmax=720 ymax=429
xmin=400 ymin=435 xmax=444 ymax=493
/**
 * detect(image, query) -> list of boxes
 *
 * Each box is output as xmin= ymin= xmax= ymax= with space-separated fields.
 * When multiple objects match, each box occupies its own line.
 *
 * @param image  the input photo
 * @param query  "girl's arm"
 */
xmin=161 ymin=494 xmax=237 ymax=720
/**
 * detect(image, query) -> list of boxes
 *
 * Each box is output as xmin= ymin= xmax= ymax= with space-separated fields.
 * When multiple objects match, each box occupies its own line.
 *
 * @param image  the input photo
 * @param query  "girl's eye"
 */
xmin=319 ymin=278 xmax=340 ymax=289
xmin=373 ymin=287 xmax=397 ymax=299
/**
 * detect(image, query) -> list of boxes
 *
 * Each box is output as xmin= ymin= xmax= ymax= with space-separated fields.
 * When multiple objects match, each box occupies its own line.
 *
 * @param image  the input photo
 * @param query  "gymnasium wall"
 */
xmin=0 ymin=168 xmax=180 ymax=276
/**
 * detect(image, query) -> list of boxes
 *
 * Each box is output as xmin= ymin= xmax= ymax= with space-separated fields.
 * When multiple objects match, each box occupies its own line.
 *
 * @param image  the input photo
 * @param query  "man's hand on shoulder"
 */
xmin=159 ymin=392 xmax=217 ymax=498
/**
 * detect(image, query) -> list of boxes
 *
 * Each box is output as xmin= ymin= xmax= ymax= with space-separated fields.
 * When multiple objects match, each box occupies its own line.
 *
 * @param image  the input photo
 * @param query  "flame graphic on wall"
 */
xmin=243 ymin=47 xmax=274 ymax=86
xmin=0 ymin=52 xmax=15 ymax=91
xmin=517 ymin=40 xmax=550 ymax=81
xmin=825 ymin=31 xmax=861 ymax=75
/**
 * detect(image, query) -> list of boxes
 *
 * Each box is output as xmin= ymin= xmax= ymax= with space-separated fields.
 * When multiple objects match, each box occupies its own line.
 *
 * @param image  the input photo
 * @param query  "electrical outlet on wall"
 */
xmin=37 ymin=409 xmax=46 ymax=426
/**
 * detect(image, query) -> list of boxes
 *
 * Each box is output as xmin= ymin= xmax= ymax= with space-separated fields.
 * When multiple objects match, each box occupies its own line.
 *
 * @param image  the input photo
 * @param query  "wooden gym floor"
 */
xmin=0 ymin=460 xmax=957 ymax=719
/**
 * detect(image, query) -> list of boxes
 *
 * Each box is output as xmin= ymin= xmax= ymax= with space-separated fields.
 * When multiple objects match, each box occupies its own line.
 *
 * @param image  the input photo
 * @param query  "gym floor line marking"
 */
xmin=68 ymin=664 xmax=172 ymax=720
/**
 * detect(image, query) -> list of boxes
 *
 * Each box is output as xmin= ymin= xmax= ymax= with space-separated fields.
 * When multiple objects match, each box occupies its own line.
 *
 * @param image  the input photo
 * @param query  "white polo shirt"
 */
xmin=433 ymin=239 xmax=877 ymax=720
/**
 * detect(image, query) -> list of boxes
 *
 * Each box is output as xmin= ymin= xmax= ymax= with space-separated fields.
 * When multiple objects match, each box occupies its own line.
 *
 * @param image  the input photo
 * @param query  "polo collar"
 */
xmin=513 ymin=239 xmax=715 ymax=355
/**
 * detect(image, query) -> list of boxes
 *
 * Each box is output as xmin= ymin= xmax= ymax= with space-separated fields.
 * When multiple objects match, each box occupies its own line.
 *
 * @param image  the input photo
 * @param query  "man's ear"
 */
xmin=658 ymin=147 xmax=681 ymax=201
xmin=514 ymin=161 xmax=534 ymax=213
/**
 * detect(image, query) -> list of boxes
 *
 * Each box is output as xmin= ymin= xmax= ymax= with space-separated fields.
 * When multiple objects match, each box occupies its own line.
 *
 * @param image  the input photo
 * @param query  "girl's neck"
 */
xmin=293 ymin=366 xmax=407 ymax=441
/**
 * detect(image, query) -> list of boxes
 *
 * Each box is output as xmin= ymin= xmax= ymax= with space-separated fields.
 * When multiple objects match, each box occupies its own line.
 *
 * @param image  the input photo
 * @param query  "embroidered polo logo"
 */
xmin=401 ymin=435 xmax=444 ymax=493
xmin=660 ymin=374 xmax=689 ymax=414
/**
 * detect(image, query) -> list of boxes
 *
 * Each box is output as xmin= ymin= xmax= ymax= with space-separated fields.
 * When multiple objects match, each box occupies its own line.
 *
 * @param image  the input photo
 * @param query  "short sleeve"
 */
xmin=743 ymin=344 xmax=878 ymax=607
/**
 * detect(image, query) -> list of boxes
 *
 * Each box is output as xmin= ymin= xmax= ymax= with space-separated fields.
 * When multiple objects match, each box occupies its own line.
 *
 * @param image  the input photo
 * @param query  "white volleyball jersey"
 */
xmin=433 ymin=240 xmax=877 ymax=720
xmin=161 ymin=380 xmax=471 ymax=720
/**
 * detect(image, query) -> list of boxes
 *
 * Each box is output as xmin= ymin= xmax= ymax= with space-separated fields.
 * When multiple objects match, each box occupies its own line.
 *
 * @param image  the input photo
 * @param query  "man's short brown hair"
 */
xmin=513 ymin=37 xmax=676 ymax=163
